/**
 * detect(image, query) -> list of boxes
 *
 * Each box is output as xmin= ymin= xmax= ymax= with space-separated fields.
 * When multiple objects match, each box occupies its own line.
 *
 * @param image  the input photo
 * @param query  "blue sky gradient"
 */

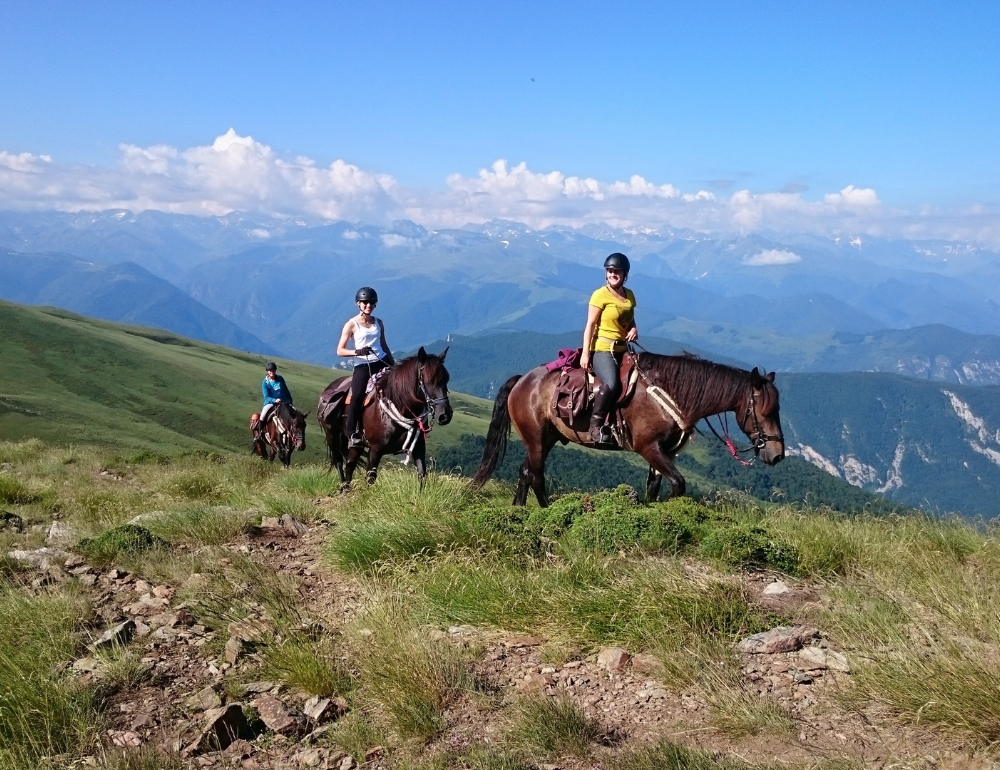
xmin=1 ymin=1 xmax=997 ymax=233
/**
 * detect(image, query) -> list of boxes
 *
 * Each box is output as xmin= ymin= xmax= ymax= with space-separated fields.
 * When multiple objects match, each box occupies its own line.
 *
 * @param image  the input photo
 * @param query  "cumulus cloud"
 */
xmin=0 ymin=131 xmax=997 ymax=246
xmin=744 ymin=249 xmax=802 ymax=266
xmin=0 ymin=129 xmax=399 ymax=221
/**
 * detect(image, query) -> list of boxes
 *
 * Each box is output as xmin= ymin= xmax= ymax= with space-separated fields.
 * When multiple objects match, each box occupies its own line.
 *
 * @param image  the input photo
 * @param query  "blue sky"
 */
xmin=1 ymin=1 xmax=998 ymax=237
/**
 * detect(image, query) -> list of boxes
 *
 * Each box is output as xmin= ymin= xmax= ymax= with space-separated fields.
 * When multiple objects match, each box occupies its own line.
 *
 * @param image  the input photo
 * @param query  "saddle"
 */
xmin=551 ymin=353 xmax=639 ymax=425
xmin=316 ymin=369 xmax=389 ymax=424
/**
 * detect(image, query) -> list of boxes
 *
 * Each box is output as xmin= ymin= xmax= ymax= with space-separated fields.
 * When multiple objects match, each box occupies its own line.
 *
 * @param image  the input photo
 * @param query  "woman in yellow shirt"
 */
xmin=580 ymin=253 xmax=638 ymax=444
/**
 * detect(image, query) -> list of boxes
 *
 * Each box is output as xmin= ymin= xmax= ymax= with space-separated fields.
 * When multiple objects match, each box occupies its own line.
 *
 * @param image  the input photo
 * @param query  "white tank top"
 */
xmin=352 ymin=317 xmax=387 ymax=366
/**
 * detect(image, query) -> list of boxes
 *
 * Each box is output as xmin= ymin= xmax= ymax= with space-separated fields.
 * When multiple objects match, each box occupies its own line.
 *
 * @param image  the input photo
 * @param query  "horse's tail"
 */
xmin=471 ymin=375 xmax=522 ymax=488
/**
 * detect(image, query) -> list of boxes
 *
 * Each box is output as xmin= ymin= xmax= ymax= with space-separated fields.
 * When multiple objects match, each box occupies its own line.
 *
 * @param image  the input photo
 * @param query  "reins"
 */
xmin=627 ymin=343 xmax=782 ymax=465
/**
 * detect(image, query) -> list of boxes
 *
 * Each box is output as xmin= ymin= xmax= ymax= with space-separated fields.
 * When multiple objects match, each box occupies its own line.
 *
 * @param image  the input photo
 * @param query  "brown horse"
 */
xmin=472 ymin=353 xmax=785 ymax=506
xmin=317 ymin=347 xmax=453 ymax=488
xmin=252 ymin=401 xmax=308 ymax=467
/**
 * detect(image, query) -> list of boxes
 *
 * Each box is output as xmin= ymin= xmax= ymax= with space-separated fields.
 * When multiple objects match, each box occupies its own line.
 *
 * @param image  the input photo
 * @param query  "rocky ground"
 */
xmin=2 ymin=470 xmax=996 ymax=770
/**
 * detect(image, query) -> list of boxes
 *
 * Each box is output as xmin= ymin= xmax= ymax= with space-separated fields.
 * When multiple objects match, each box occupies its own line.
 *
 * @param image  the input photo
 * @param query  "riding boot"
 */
xmin=589 ymin=387 xmax=614 ymax=445
xmin=346 ymin=402 xmax=364 ymax=448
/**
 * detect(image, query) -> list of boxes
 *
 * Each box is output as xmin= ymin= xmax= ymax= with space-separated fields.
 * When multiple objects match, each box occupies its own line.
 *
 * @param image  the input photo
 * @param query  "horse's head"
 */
xmin=293 ymin=410 xmax=308 ymax=451
xmin=739 ymin=368 xmax=785 ymax=465
xmin=417 ymin=346 xmax=453 ymax=426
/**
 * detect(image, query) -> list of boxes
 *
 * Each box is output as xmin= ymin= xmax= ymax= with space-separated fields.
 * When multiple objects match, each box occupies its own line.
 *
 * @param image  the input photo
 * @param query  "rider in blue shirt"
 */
xmin=257 ymin=362 xmax=293 ymax=435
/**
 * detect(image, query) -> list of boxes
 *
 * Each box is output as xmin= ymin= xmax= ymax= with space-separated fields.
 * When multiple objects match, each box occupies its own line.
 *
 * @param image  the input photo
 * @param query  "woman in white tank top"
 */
xmin=336 ymin=287 xmax=396 ymax=447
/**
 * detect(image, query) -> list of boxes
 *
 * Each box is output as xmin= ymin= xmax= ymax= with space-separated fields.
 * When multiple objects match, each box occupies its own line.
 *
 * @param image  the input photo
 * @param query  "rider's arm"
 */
xmin=280 ymin=376 xmax=293 ymax=404
xmin=580 ymin=304 xmax=603 ymax=370
xmin=336 ymin=319 xmax=357 ymax=358
xmin=262 ymin=379 xmax=276 ymax=405
xmin=377 ymin=319 xmax=395 ymax=365
xmin=625 ymin=291 xmax=638 ymax=342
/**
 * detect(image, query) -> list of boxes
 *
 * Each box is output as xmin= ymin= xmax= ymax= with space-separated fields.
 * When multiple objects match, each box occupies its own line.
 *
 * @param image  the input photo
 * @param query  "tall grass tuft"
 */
xmin=144 ymin=506 xmax=256 ymax=546
xmin=262 ymin=636 xmax=354 ymax=697
xmin=0 ymin=584 xmax=96 ymax=768
xmin=509 ymin=694 xmax=601 ymax=757
xmin=352 ymin=594 xmax=481 ymax=740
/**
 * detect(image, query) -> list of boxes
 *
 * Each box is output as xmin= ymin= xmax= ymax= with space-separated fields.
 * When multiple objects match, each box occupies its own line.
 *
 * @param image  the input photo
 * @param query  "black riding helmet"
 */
xmin=355 ymin=287 xmax=378 ymax=303
xmin=604 ymin=253 xmax=631 ymax=274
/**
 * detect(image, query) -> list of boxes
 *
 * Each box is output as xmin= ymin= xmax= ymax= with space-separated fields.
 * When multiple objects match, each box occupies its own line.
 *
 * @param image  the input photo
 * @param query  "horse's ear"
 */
xmin=766 ymin=371 xmax=775 ymax=383
xmin=418 ymin=346 xmax=427 ymax=363
xmin=750 ymin=366 xmax=762 ymax=386
xmin=439 ymin=346 xmax=449 ymax=361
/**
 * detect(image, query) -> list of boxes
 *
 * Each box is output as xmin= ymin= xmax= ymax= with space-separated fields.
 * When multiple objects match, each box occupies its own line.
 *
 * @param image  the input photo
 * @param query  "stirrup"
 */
xmin=589 ymin=425 xmax=614 ymax=445
xmin=348 ymin=432 xmax=365 ymax=448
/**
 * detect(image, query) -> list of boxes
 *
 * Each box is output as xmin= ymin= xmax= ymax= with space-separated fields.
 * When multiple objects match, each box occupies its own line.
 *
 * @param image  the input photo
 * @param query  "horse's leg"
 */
xmin=513 ymin=460 xmax=532 ymax=506
xmin=526 ymin=428 xmax=559 ymax=508
xmin=636 ymin=440 xmax=686 ymax=501
xmin=365 ymin=446 xmax=386 ymax=486
xmin=413 ymin=436 xmax=427 ymax=490
xmin=645 ymin=466 xmax=663 ymax=502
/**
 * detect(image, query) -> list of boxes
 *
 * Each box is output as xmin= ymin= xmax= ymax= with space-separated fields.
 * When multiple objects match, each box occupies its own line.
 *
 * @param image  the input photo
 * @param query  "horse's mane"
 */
xmin=379 ymin=354 xmax=443 ymax=414
xmin=637 ymin=352 xmax=777 ymax=416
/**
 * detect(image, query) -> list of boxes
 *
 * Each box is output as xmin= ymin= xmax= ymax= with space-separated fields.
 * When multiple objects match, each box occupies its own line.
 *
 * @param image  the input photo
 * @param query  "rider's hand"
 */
xmin=626 ymin=327 xmax=638 ymax=343
xmin=580 ymin=352 xmax=591 ymax=371
xmin=356 ymin=346 xmax=373 ymax=357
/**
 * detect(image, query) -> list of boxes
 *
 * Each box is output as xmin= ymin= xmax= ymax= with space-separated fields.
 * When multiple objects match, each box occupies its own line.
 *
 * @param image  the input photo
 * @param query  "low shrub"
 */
xmin=79 ymin=524 xmax=167 ymax=565
xmin=699 ymin=525 xmax=799 ymax=573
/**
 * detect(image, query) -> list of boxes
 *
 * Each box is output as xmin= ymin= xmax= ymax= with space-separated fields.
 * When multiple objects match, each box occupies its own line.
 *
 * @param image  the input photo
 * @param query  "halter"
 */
xmin=377 ymin=359 xmax=451 ymax=464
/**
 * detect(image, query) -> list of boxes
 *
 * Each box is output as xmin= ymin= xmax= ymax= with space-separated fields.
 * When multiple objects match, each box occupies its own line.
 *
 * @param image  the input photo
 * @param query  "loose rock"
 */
xmin=92 ymin=620 xmax=136 ymax=651
xmin=184 ymin=704 xmax=254 ymax=755
xmin=253 ymin=694 xmax=305 ymax=735
xmin=187 ymin=686 xmax=223 ymax=711
xmin=761 ymin=580 xmax=791 ymax=596
xmin=799 ymin=646 xmax=850 ymax=672
xmin=280 ymin=515 xmax=308 ymax=537
xmin=737 ymin=626 xmax=818 ymax=655
xmin=597 ymin=647 xmax=631 ymax=673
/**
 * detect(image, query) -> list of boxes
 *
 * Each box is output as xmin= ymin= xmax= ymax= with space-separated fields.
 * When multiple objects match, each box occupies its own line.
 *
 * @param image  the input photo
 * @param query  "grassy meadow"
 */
xmin=2 ymin=436 xmax=1000 ymax=768
xmin=2 ymin=300 xmax=998 ymax=768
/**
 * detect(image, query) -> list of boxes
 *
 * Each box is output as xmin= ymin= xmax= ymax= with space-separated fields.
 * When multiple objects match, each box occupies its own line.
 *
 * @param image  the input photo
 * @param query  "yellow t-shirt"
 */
xmin=588 ymin=286 xmax=636 ymax=352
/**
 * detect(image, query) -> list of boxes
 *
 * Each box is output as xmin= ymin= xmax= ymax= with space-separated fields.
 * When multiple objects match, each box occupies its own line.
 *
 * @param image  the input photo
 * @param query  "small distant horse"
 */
xmin=316 ymin=347 xmax=453 ymax=488
xmin=252 ymin=402 xmax=308 ymax=467
xmin=472 ymin=353 xmax=785 ymax=506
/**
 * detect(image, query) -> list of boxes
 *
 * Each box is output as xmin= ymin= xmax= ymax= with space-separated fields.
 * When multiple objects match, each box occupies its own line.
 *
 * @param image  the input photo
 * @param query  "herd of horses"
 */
xmin=251 ymin=346 xmax=786 ymax=506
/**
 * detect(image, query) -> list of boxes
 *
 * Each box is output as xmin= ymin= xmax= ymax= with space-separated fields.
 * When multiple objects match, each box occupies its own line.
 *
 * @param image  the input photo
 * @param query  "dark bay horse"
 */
xmin=317 ymin=347 xmax=453 ymax=488
xmin=252 ymin=401 xmax=308 ymax=467
xmin=472 ymin=353 xmax=785 ymax=506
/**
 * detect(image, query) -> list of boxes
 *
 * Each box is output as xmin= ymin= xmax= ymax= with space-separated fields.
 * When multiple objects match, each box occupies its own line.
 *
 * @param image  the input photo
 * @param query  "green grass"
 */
xmin=0 ymin=583 xmax=96 ymax=769
xmin=509 ymin=694 xmax=601 ymax=757
xmin=261 ymin=636 xmax=354 ymax=697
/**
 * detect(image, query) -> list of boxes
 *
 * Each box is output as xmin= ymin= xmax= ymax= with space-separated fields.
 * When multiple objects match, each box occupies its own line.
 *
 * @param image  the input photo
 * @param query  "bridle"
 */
xmin=740 ymin=384 xmax=784 ymax=451
xmin=416 ymin=362 xmax=451 ymax=424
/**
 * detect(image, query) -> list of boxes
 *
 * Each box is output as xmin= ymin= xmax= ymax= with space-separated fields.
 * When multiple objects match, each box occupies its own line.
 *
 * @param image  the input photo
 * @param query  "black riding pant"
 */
xmin=591 ymin=350 xmax=623 ymax=421
xmin=347 ymin=359 xmax=389 ymax=437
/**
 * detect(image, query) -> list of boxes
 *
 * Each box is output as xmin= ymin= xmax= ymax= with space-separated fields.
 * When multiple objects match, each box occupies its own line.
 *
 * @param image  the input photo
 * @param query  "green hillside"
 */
xmin=0 ymin=300 xmax=499 ymax=463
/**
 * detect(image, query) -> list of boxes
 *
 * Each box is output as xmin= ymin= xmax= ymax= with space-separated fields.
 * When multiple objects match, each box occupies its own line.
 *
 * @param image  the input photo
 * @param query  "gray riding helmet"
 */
xmin=355 ymin=287 xmax=378 ymax=303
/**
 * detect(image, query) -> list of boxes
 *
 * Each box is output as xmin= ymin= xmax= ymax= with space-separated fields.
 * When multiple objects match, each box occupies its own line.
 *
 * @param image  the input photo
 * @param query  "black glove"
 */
xmin=355 ymin=346 xmax=373 ymax=357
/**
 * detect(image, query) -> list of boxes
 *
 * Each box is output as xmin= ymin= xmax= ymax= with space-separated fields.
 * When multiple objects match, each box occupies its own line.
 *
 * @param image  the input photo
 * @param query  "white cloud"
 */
xmin=0 ymin=131 xmax=997 ymax=247
xmin=824 ymin=185 xmax=879 ymax=207
xmin=744 ymin=249 xmax=802 ymax=266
